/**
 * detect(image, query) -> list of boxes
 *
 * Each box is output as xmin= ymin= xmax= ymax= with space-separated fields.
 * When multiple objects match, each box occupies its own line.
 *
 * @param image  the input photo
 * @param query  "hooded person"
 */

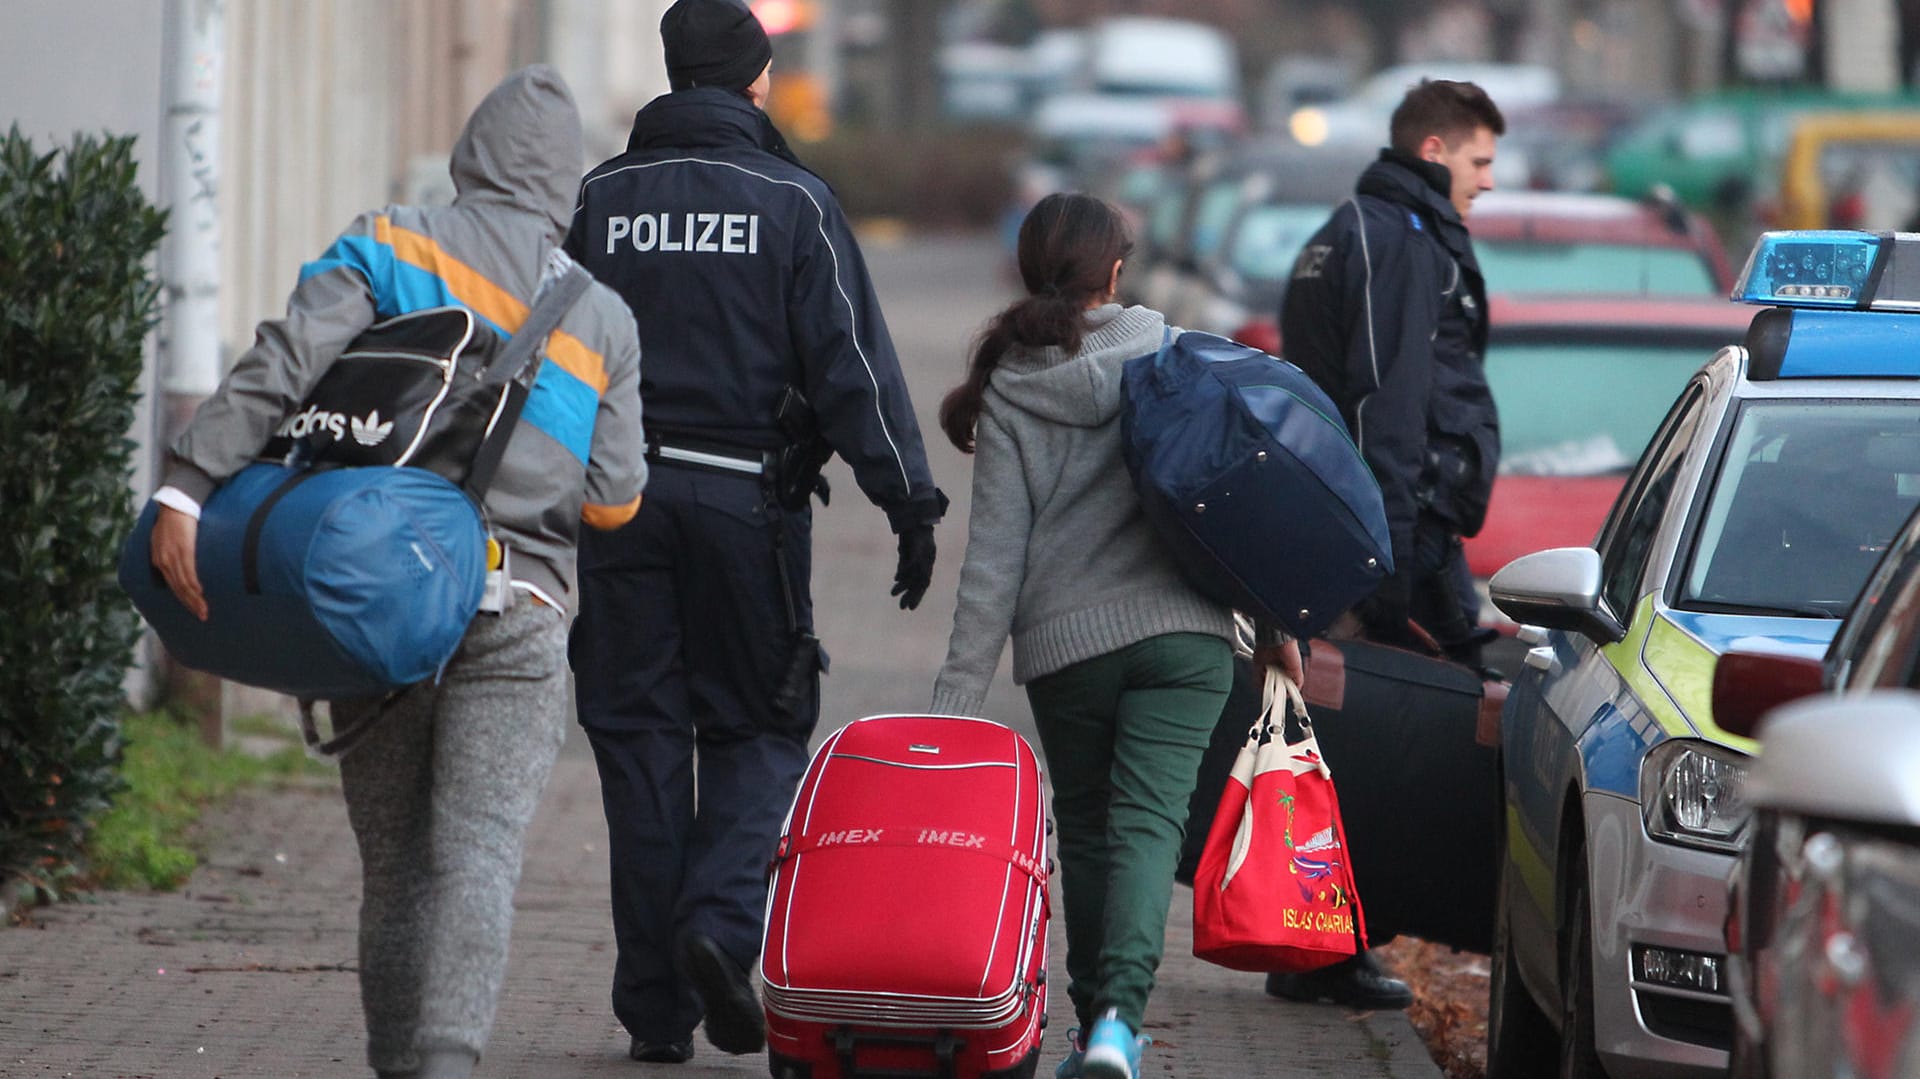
xmin=145 ymin=65 xmax=647 ymax=1079
xmin=562 ymin=0 xmax=947 ymax=1064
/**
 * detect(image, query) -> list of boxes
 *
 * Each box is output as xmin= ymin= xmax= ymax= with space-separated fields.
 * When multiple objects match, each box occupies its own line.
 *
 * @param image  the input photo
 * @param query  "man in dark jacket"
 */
xmin=1271 ymin=78 xmax=1505 ymax=1009
xmin=564 ymin=0 xmax=947 ymax=1064
xmin=1282 ymin=78 xmax=1502 ymax=668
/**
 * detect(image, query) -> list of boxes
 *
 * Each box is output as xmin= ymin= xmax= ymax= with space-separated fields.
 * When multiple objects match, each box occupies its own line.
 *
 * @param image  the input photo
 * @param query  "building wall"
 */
xmin=1 ymin=0 xmax=166 ymax=192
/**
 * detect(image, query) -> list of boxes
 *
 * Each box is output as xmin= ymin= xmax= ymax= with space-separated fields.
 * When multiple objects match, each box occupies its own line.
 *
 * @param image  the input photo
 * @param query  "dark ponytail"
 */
xmin=939 ymin=193 xmax=1133 ymax=453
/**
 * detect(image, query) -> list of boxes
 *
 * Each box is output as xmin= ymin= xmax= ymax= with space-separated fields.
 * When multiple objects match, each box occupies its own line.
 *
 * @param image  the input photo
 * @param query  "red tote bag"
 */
xmin=1192 ymin=666 xmax=1368 ymax=973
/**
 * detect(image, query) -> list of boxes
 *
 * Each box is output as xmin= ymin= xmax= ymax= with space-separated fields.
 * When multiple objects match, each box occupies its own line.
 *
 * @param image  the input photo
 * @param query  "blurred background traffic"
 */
xmin=16 ymin=0 xmax=1920 ymax=712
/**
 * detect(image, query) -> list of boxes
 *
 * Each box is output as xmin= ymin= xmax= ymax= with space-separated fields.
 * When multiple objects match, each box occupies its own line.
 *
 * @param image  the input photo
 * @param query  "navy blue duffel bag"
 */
xmin=119 ymin=463 xmax=487 ymax=700
xmin=1121 ymin=329 xmax=1392 ymax=639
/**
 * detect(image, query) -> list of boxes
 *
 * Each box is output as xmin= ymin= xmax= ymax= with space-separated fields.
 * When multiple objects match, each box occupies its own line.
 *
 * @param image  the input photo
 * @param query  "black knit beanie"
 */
xmin=661 ymin=0 xmax=772 ymax=92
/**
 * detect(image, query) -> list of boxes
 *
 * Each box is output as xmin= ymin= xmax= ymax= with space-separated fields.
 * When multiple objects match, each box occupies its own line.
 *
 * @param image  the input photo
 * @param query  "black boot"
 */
xmin=1264 ymin=951 xmax=1413 ymax=1010
xmin=677 ymin=933 xmax=766 ymax=1055
xmin=629 ymin=1037 xmax=694 ymax=1064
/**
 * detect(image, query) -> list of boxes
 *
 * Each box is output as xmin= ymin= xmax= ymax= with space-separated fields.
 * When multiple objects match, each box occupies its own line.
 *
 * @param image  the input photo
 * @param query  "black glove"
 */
xmin=891 ymin=525 xmax=937 ymax=610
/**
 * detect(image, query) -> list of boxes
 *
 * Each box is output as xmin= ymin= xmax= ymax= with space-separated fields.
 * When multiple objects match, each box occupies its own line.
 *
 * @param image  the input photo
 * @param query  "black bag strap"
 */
xmin=465 ymin=263 xmax=594 ymax=500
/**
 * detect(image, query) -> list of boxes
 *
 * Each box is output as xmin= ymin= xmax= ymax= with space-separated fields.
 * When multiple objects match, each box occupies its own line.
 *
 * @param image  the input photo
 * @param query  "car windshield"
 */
xmin=1683 ymin=400 xmax=1920 ymax=617
xmin=1486 ymin=337 xmax=1714 ymax=476
xmin=1226 ymin=204 xmax=1329 ymax=283
xmin=1477 ymin=241 xmax=1719 ymax=296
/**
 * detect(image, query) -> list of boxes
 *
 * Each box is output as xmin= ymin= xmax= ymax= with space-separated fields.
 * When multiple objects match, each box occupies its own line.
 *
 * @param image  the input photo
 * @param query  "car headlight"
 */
xmin=1641 ymin=740 xmax=1751 ymax=852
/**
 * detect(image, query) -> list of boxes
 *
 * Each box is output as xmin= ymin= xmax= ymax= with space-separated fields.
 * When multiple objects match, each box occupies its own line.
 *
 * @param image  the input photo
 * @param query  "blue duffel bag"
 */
xmin=1121 ymin=329 xmax=1392 ymax=639
xmin=118 ymin=462 xmax=487 ymax=700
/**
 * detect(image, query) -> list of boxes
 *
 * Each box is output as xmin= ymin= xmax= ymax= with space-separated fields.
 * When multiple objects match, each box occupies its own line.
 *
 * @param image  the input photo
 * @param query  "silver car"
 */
xmin=1717 ymin=499 xmax=1920 ymax=1079
xmin=1486 ymin=230 xmax=1920 ymax=1079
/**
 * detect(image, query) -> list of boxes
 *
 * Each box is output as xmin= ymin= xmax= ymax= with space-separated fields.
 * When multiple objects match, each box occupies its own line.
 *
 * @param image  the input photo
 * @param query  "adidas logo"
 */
xmin=350 ymin=411 xmax=396 ymax=447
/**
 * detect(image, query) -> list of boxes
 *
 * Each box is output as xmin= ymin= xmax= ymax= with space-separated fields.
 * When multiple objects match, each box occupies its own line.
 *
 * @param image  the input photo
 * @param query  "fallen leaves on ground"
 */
xmin=1377 ymin=937 xmax=1491 ymax=1079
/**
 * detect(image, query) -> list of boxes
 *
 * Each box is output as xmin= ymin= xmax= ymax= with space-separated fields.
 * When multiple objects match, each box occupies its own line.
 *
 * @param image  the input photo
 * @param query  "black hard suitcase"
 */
xmin=1180 ymin=639 xmax=1504 ymax=954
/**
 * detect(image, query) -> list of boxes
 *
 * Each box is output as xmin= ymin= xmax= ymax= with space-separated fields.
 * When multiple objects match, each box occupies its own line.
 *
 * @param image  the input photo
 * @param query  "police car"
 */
xmin=1481 ymin=231 xmax=1920 ymax=1079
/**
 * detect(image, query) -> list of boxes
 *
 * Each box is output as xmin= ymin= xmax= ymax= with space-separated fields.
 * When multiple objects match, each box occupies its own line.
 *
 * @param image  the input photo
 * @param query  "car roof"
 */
xmin=1488 ymin=294 xmax=1754 ymax=336
xmin=1469 ymin=191 xmax=1706 ymax=249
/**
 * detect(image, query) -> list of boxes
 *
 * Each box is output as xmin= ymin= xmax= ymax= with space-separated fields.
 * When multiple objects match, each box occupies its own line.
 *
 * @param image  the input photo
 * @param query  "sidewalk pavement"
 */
xmin=0 ymin=723 xmax=1440 ymax=1079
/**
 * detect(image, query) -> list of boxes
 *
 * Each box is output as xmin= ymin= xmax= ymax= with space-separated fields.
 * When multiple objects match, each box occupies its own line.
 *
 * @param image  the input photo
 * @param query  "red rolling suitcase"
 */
xmin=761 ymin=715 xmax=1050 ymax=1079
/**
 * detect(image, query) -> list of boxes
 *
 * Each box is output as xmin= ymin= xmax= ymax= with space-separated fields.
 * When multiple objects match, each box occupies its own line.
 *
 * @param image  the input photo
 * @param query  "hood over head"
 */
xmin=449 ymin=64 xmax=582 ymax=240
xmin=990 ymin=304 xmax=1166 ymax=428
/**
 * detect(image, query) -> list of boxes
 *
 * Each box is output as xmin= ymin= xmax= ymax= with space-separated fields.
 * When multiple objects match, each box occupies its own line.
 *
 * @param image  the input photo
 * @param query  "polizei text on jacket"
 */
xmin=603 ymin=212 xmax=761 ymax=254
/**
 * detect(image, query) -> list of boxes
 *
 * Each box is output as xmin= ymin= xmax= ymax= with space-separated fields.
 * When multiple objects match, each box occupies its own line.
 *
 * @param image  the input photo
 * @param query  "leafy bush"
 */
xmin=0 ymin=127 xmax=166 ymax=899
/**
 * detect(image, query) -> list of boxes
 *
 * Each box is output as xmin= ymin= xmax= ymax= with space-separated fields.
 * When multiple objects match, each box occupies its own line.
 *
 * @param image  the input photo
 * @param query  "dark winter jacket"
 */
xmin=1279 ymin=150 xmax=1500 ymax=581
xmin=565 ymin=87 xmax=942 ymax=531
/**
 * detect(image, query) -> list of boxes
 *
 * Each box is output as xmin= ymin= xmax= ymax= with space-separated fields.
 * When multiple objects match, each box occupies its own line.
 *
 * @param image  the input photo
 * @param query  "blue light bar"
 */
xmin=1734 ymin=231 xmax=1881 ymax=308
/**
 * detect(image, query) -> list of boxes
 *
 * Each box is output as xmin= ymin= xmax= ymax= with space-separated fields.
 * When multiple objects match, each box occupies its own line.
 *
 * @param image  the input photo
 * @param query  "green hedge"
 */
xmin=0 ymin=128 xmax=166 ymax=900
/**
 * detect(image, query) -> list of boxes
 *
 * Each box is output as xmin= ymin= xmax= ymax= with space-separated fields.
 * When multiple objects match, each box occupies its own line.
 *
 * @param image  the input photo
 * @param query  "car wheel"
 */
xmin=1487 ymin=816 xmax=1555 ymax=1079
xmin=1559 ymin=854 xmax=1608 ymax=1079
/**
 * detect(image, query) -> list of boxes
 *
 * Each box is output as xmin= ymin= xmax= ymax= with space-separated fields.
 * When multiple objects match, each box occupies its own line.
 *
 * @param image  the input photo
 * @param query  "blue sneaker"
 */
xmin=1053 ymin=1026 xmax=1086 ymax=1079
xmin=1081 ymin=1008 xmax=1150 ymax=1079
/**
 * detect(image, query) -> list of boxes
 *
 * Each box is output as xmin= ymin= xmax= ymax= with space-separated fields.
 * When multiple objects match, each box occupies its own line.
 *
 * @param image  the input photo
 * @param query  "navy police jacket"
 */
xmin=566 ymin=88 xmax=941 ymax=531
xmin=1279 ymin=151 xmax=1500 ymax=573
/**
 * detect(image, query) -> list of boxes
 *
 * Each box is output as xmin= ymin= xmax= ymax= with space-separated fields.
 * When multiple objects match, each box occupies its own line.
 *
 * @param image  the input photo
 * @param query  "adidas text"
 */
xmin=276 ymin=404 xmax=348 ymax=442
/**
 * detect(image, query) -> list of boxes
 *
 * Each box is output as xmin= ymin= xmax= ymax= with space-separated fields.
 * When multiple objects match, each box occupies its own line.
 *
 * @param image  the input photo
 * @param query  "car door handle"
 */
xmin=1524 ymin=646 xmax=1560 ymax=675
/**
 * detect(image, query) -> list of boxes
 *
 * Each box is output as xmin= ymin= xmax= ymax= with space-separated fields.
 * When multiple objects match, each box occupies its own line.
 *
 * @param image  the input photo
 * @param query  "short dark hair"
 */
xmin=1388 ymin=79 xmax=1505 ymax=156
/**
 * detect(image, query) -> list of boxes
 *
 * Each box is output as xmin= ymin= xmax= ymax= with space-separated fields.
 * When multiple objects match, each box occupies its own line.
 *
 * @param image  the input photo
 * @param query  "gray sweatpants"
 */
xmin=335 ymin=600 xmax=569 ymax=1074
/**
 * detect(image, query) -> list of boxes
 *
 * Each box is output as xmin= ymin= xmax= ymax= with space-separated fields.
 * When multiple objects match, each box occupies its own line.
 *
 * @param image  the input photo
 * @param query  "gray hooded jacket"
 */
xmin=931 ymin=304 xmax=1233 ymax=717
xmin=163 ymin=65 xmax=646 ymax=613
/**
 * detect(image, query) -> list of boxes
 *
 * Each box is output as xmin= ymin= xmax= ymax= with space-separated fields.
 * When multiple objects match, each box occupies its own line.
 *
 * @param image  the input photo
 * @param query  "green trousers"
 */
xmin=1024 ymin=631 xmax=1232 ymax=1034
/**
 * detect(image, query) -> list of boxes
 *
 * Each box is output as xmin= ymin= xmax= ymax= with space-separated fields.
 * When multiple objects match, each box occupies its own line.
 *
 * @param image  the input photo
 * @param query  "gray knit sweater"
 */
xmin=931 ymin=304 xmax=1233 ymax=717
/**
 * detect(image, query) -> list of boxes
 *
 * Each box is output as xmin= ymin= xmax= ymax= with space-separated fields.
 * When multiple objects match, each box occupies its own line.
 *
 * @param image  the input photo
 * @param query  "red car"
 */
xmin=1230 ymin=190 xmax=1737 ymax=355
xmin=1470 ymin=189 xmax=1737 ymax=297
xmin=1464 ymin=295 xmax=1757 ymax=590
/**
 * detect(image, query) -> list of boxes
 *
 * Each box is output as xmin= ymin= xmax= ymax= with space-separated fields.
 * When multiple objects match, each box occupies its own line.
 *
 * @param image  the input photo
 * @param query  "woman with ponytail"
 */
xmin=930 ymin=193 xmax=1237 ymax=1079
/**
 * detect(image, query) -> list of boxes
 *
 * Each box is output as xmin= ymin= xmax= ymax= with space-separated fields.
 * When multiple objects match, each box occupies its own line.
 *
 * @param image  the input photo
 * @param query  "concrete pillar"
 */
xmin=1826 ymin=0 xmax=1902 ymax=91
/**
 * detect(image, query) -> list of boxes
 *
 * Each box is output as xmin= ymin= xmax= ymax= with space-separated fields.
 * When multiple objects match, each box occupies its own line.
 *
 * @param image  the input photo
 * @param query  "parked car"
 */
xmin=1470 ymin=190 xmax=1737 ymax=298
xmin=1723 ymin=690 xmax=1920 ymax=1079
xmin=1164 ymin=141 xmax=1374 ymax=339
xmin=1080 ymin=15 xmax=1238 ymax=102
xmin=1483 ymin=230 xmax=1920 ymax=1079
xmin=1605 ymin=88 xmax=1920 ymax=212
xmin=1769 ymin=109 xmax=1920 ymax=230
xmin=1465 ymin=294 xmax=1754 ymax=601
xmin=1495 ymin=97 xmax=1649 ymax=193
xmin=1712 ymin=496 xmax=1920 ymax=1079
xmin=1218 ymin=182 xmax=1736 ymax=354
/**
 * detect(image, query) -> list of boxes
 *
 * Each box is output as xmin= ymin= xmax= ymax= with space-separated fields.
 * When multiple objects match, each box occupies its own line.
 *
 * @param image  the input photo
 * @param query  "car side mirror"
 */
xmin=1489 ymin=547 xmax=1625 ymax=645
xmin=1711 ymin=649 xmax=1826 ymax=740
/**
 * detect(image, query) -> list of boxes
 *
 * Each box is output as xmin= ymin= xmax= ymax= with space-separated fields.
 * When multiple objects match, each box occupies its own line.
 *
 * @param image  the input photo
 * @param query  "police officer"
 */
xmin=1282 ymin=78 xmax=1502 ymax=671
xmin=1271 ymin=78 xmax=1505 ymax=1009
xmin=564 ymin=0 xmax=947 ymax=1064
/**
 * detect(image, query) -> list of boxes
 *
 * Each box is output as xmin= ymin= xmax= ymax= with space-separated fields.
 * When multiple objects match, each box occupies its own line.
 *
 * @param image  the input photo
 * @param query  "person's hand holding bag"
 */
xmin=151 ymin=504 xmax=209 ymax=622
xmin=891 ymin=524 xmax=936 ymax=610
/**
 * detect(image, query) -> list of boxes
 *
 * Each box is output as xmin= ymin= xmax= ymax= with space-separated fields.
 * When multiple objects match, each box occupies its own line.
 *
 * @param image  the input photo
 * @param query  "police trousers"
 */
xmin=570 ymin=464 xmax=821 ymax=1043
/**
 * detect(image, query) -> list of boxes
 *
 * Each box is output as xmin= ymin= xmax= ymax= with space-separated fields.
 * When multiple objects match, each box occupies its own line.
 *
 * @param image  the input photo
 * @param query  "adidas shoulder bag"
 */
xmin=120 ymin=265 xmax=594 ymax=708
